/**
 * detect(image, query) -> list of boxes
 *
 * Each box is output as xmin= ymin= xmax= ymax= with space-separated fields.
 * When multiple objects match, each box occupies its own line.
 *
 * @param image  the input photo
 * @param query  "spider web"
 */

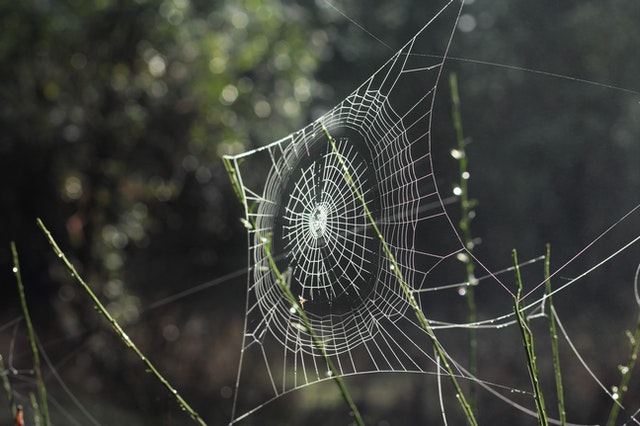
xmin=223 ymin=2 xmax=472 ymax=423
xmin=222 ymin=0 xmax=640 ymax=424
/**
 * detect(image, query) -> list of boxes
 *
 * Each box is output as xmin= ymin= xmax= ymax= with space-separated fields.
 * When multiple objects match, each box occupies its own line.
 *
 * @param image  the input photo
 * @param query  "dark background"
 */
xmin=1 ymin=0 xmax=639 ymax=424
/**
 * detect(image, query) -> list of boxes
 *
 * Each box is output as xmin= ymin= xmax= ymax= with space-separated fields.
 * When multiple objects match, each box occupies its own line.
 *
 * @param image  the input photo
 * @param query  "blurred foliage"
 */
xmin=0 ymin=0 xmax=329 ymax=309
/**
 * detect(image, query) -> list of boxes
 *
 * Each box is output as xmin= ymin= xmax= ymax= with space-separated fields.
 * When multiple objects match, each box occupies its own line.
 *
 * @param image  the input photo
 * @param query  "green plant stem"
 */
xmin=449 ymin=71 xmax=478 ymax=411
xmin=223 ymin=156 xmax=248 ymax=212
xmin=1 ymin=355 xmax=17 ymax=419
xmin=513 ymin=249 xmax=548 ymax=426
xmin=11 ymin=242 xmax=51 ymax=426
xmin=259 ymin=231 xmax=365 ymax=426
xmin=544 ymin=245 xmax=565 ymax=425
xmin=36 ymin=219 xmax=208 ymax=426
xmin=606 ymin=311 xmax=640 ymax=426
xmin=324 ymin=124 xmax=478 ymax=426
xmin=224 ymin=158 xmax=364 ymax=425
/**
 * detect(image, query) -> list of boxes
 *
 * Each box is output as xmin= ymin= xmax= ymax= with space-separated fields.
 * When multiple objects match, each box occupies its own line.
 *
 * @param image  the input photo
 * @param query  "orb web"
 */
xmin=224 ymin=1 xmax=469 ymax=423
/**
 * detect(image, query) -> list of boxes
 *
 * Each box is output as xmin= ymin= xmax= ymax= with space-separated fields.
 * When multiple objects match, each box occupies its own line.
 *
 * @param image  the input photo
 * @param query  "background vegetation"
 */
xmin=1 ymin=0 xmax=639 ymax=424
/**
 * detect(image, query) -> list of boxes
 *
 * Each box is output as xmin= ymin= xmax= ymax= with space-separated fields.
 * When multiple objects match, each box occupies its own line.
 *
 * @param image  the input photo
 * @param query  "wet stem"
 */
xmin=449 ymin=71 xmax=478 ymax=413
xmin=35 ymin=219 xmax=208 ymax=426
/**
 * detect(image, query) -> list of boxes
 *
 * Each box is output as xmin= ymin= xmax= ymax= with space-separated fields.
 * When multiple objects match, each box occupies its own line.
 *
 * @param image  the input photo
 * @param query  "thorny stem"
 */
xmin=323 ymin=124 xmax=478 ymax=426
xmin=449 ymin=71 xmax=478 ymax=412
xmin=513 ymin=249 xmax=548 ymax=426
xmin=36 ymin=219 xmax=208 ymax=426
xmin=544 ymin=244 xmax=565 ymax=425
xmin=11 ymin=242 xmax=51 ymax=426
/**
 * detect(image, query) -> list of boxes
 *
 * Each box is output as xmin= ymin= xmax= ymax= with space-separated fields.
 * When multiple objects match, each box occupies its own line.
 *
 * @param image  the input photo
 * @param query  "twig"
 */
xmin=15 ymin=403 xmax=24 ymax=426
xmin=36 ymin=219 xmax=208 ymax=426
xmin=513 ymin=249 xmax=548 ymax=426
xmin=11 ymin=242 xmax=51 ymax=426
